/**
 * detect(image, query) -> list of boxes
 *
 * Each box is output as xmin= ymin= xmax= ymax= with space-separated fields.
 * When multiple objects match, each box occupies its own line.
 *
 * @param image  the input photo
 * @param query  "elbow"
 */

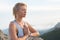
xmin=37 ymin=32 xmax=40 ymax=36
xmin=34 ymin=31 xmax=40 ymax=36
xmin=35 ymin=31 xmax=40 ymax=36
xmin=31 ymin=32 xmax=40 ymax=37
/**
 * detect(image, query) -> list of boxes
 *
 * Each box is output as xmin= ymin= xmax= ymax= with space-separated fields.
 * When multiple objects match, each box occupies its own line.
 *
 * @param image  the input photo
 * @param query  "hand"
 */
xmin=23 ymin=25 xmax=29 ymax=35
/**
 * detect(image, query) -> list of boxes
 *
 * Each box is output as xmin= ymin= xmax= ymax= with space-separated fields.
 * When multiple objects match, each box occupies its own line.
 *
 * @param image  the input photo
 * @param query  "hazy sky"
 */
xmin=0 ymin=0 xmax=60 ymax=30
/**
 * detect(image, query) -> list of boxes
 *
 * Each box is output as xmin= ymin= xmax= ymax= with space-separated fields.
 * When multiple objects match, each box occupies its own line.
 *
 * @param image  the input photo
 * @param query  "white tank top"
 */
xmin=13 ymin=20 xmax=24 ymax=38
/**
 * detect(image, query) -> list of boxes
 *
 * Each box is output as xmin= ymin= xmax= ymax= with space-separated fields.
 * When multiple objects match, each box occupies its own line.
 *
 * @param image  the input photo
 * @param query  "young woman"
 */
xmin=9 ymin=2 xmax=40 ymax=40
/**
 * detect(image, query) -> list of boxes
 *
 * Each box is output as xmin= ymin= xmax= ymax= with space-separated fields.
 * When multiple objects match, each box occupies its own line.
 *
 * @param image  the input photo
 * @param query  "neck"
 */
xmin=15 ymin=17 xmax=23 ymax=23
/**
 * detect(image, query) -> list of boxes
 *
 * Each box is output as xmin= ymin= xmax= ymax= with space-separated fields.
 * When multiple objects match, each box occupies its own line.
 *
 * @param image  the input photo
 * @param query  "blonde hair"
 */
xmin=13 ymin=2 xmax=27 ymax=18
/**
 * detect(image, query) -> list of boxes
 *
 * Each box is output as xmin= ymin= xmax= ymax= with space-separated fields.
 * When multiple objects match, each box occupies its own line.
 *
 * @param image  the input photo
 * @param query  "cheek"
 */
xmin=18 ymin=11 xmax=22 ymax=15
xmin=19 ymin=11 xmax=23 ymax=14
xmin=17 ymin=10 xmax=26 ymax=16
xmin=20 ymin=11 xmax=25 ymax=15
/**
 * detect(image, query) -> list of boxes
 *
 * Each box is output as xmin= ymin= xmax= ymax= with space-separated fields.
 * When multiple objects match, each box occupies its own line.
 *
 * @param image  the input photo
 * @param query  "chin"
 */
xmin=22 ymin=16 xmax=26 ymax=18
xmin=23 ymin=15 xmax=26 ymax=17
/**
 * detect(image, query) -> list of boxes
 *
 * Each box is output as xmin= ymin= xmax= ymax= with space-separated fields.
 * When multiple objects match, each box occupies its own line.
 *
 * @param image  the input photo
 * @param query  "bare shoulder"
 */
xmin=9 ymin=21 xmax=15 ymax=28
xmin=9 ymin=21 xmax=16 ymax=32
xmin=9 ymin=21 xmax=18 ymax=40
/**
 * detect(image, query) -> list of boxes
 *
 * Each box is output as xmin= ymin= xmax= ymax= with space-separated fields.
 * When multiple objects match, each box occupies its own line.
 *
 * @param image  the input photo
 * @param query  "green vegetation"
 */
xmin=40 ymin=22 xmax=60 ymax=40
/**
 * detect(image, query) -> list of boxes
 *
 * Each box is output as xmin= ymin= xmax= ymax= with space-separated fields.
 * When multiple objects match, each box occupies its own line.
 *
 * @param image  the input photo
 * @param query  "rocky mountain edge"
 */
xmin=0 ymin=30 xmax=9 ymax=40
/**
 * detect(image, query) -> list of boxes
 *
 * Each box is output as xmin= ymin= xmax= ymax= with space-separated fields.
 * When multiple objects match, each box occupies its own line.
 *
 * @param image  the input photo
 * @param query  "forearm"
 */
xmin=18 ymin=35 xmax=28 ymax=40
xmin=18 ymin=38 xmax=24 ymax=40
xmin=23 ymin=35 xmax=28 ymax=40
xmin=30 ymin=32 xmax=40 ymax=37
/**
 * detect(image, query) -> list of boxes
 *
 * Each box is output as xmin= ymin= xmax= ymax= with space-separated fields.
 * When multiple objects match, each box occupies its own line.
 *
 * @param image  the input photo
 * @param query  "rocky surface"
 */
xmin=26 ymin=36 xmax=44 ymax=40
xmin=0 ymin=30 xmax=9 ymax=40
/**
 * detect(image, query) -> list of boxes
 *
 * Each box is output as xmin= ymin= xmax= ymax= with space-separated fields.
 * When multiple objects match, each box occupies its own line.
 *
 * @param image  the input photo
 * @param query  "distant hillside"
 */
xmin=54 ymin=22 xmax=60 ymax=29
xmin=41 ymin=22 xmax=60 ymax=40
xmin=38 ymin=29 xmax=50 ymax=35
xmin=3 ymin=28 xmax=9 ymax=35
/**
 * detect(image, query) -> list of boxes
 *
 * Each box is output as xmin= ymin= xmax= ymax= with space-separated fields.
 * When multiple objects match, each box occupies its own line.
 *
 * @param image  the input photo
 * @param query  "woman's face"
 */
xmin=16 ymin=6 xmax=27 ymax=18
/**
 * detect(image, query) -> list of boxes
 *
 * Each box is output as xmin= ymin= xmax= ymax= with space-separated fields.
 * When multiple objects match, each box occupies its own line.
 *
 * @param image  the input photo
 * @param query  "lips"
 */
xmin=24 ymin=13 xmax=26 ymax=15
xmin=22 ymin=14 xmax=26 ymax=17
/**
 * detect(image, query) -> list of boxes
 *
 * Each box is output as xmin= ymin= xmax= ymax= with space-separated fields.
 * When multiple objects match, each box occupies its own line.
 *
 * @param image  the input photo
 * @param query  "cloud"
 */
xmin=48 ymin=0 xmax=60 ymax=2
xmin=0 ymin=3 xmax=10 ymax=12
xmin=0 ymin=1 xmax=60 ymax=13
xmin=0 ymin=2 xmax=14 ymax=13
xmin=28 ymin=6 xmax=60 ymax=11
xmin=26 ymin=15 xmax=60 ymax=30
xmin=0 ymin=0 xmax=60 ymax=30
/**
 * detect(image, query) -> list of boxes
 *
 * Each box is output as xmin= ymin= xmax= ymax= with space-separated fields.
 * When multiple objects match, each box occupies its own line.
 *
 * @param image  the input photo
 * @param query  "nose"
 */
xmin=24 ymin=10 xmax=26 ymax=13
xmin=24 ymin=11 xmax=26 ymax=13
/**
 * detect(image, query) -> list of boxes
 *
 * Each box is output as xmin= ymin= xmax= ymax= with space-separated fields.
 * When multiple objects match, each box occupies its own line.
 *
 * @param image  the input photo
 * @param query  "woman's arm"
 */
xmin=27 ymin=22 xmax=40 ymax=37
xmin=9 ymin=22 xmax=27 ymax=40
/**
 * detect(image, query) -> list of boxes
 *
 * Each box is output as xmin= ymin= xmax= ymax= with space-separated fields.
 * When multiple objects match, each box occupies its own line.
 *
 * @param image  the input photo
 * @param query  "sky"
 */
xmin=0 ymin=0 xmax=60 ymax=30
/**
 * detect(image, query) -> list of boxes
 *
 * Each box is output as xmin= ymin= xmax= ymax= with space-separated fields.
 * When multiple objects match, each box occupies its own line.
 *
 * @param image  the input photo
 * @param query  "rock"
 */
xmin=0 ymin=30 xmax=9 ymax=40
xmin=26 ymin=36 xmax=44 ymax=40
